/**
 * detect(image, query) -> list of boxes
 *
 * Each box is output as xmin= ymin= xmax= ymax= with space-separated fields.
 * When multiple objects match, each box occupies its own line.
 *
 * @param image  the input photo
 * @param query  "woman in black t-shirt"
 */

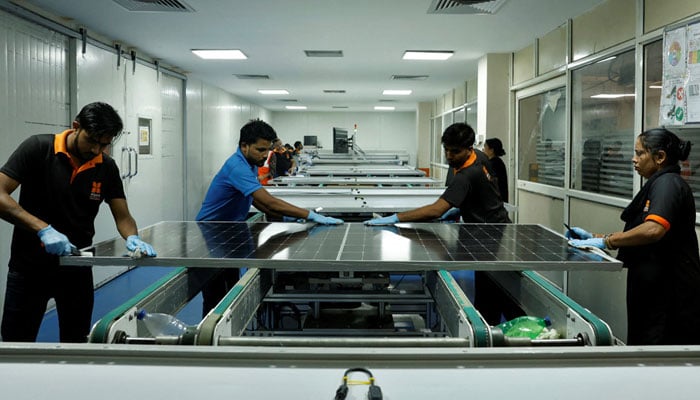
xmin=483 ymin=138 xmax=508 ymax=202
xmin=568 ymin=128 xmax=700 ymax=345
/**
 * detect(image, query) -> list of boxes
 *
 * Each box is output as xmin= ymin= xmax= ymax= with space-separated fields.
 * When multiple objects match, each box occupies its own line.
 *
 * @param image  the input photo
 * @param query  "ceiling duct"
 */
xmin=392 ymin=75 xmax=429 ymax=80
xmin=304 ymin=50 xmax=344 ymax=57
xmin=113 ymin=0 xmax=195 ymax=12
xmin=235 ymin=74 xmax=270 ymax=80
xmin=427 ymin=0 xmax=507 ymax=15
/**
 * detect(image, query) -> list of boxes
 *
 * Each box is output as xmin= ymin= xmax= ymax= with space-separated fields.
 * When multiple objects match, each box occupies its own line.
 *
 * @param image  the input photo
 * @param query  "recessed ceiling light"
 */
xmin=258 ymin=89 xmax=289 ymax=95
xmin=285 ymin=105 xmax=307 ymax=110
xmin=402 ymin=50 xmax=453 ymax=60
xmin=382 ymin=89 xmax=412 ymax=95
xmin=374 ymin=106 xmax=395 ymax=111
xmin=648 ymin=85 xmax=662 ymax=89
xmin=192 ymin=49 xmax=247 ymax=60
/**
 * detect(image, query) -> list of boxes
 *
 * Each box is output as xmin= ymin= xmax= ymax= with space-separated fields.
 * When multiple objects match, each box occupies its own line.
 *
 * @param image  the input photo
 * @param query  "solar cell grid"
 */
xmin=59 ymin=221 xmax=621 ymax=271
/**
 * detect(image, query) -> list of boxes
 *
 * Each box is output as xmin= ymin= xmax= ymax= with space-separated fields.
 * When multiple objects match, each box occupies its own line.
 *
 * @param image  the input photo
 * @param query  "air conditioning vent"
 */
xmin=304 ymin=50 xmax=344 ymax=57
xmin=235 ymin=74 xmax=270 ymax=80
xmin=378 ymin=99 xmax=397 ymax=102
xmin=427 ymin=0 xmax=506 ymax=14
xmin=113 ymin=0 xmax=195 ymax=12
xmin=323 ymin=90 xmax=346 ymax=94
xmin=332 ymin=106 xmax=349 ymax=109
xmin=277 ymin=99 xmax=298 ymax=102
xmin=392 ymin=75 xmax=429 ymax=81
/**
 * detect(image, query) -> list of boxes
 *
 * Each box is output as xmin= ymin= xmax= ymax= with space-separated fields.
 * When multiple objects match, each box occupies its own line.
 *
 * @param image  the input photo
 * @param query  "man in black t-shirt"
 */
xmin=0 ymin=102 xmax=155 ymax=342
xmin=364 ymin=123 xmax=519 ymax=324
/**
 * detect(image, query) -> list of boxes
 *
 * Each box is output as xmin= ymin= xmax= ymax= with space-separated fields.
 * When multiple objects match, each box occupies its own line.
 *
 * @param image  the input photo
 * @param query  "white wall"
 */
xmin=270 ymin=111 xmax=418 ymax=165
xmin=0 ymin=9 xmax=190 ymax=326
xmin=74 ymin=42 xmax=186 ymax=286
xmin=0 ymin=10 xmax=71 ymax=327
xmin=185 ymin=78 xmax=270 ymax=219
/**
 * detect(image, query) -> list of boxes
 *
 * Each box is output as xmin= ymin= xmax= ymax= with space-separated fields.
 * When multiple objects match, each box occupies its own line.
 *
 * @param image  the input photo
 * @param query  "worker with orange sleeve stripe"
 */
xmin=0 ymin=102 xmax=155 ymax=343
xmin=568 ymin=128 xmax=700 ymax=345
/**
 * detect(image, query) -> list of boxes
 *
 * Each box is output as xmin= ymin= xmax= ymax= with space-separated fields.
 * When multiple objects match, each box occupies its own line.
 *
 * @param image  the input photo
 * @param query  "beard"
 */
xmin=447 ymin=160 xmax=461 ymax=169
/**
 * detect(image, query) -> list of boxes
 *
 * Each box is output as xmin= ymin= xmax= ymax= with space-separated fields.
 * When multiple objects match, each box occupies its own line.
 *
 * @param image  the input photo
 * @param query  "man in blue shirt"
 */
xmin=196 ymin=119 xmax=342 ymax=315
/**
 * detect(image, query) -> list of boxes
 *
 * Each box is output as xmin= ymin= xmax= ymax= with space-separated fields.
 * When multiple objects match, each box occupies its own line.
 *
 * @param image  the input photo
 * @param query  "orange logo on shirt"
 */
xmin=482 ymin=166 xmax=492 ymax=181
xmin=643 ymin=199 xmax=650 ymax=213
xmin=89 ymin=181 xmax=102 ymax=201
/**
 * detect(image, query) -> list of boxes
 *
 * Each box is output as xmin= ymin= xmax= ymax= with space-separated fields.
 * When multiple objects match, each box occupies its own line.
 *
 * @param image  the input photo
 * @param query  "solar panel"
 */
xmin=60 ymin=222 xmax=621 ymax=271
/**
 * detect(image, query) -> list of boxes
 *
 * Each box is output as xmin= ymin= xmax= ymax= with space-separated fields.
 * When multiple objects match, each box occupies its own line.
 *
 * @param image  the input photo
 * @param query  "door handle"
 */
xmin=121 ymin=147 xmax=131 ymax=179
xmin=129 ymin=147 xmax=138 ymax=178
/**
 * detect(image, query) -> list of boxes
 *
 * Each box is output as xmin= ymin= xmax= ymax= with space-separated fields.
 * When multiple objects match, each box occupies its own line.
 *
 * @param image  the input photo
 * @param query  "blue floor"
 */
xmin=38 ymin=267 xmax=203 ymax=342
xmin=38 ymin=269 xmax=475 ymax=342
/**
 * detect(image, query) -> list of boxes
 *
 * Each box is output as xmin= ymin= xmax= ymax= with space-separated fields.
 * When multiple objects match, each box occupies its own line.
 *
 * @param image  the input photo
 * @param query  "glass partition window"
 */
xmin=518 ymin=87 xmax=567 ymax=187
xmin=431 ymin=117 xmax=443 ymax=166
xmin=571 ymin=50 xmax=635 ymax=198
xmin=643 ymin=40 xmax=700 ymax=209
xmin=466 ymin=102 xmax=477 ymax=129
xmin=453 ymin=107 xmax=466 ymax=124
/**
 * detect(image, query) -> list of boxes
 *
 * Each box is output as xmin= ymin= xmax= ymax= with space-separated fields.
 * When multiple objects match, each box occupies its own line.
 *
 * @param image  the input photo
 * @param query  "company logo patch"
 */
xmin=643 ymin=199 xmax=650 ymax=213
xmin=89 ymin=181 xmax=102 ymax=201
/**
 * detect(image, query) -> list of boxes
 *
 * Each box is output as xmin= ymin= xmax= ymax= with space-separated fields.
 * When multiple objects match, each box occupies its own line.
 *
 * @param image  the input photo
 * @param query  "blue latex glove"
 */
xmin=364 ymin=214 xmax=399 ymax=226
xmin=307 ymin=210 xmax=344 ymax=225
xmin=568 ymin=238 xmax=605 ymax=249
xmin=440 ymin=207 xmax=461 ymax=222
xmin=37 ymin=225 xmax=76 ymax=256
xmin=282 ymin=216 xmax=302 ymax=222
xmin=565 ymin=226 xmax=593 ymax=240
xmin=126 ymin=235 xmax=157 ymax=257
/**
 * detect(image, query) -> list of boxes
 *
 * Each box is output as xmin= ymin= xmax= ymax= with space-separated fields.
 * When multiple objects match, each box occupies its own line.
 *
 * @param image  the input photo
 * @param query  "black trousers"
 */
xmin=201 ymin=268 xmax=240 ymax=318
xmin=474 ymin=271 xmax=524 ymax=326
xmin=2 ymin=266 xmax=93 ymax=342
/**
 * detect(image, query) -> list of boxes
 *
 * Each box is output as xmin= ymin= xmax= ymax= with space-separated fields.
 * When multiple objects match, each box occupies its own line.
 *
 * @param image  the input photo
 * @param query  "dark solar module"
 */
xmin=60 ymin=222 xmax=621 ymax=272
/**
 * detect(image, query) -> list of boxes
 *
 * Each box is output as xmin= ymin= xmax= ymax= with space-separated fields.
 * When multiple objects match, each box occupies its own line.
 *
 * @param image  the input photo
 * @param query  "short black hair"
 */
xmin=239 ymin=119 xmax=277 ymax=147
xmin=441 ymin=123 xmax=475 ymax=149
xmin=75 ymin=102 xmax=123 ymax=140
xmin=294 ymin=141 xmax=302 ymax=148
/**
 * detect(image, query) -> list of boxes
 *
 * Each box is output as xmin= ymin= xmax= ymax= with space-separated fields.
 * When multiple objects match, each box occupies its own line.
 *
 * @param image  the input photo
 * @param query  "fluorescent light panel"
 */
xmin=402 ymin=50 xmax=453 ymax=60
xmin=374 ymin=106 xmax=395 ymax=110
xmin=383 ymin=89 xmax=412 ymax=95
xmin=258 ymin=89 xmax=289 ymax=95
xmin=590 ymin=94 xmax=635 ymax=99
xmin=285 ymin=105 xmax=307 ymax=110
xmin=192 ymin=49 xmax=247 ymax=59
